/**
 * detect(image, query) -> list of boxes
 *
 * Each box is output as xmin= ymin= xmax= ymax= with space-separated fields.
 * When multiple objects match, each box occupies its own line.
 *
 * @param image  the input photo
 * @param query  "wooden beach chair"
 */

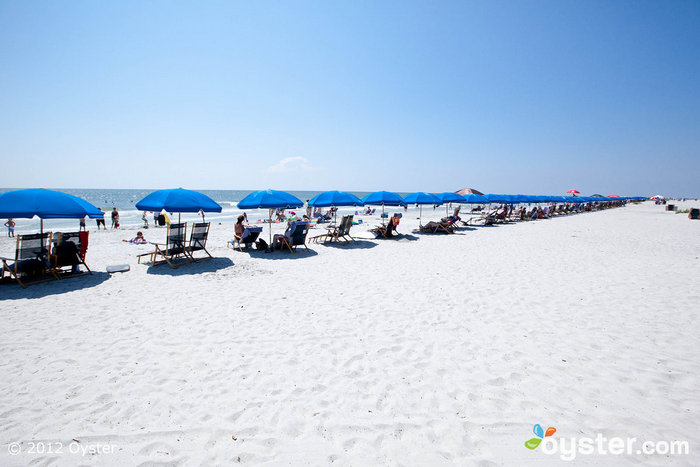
xmin=278 ymin=221 xmax=310 ymax=253
xmin=311 ymin=215 xmax=355 ymax=244
xmin=185 ymin=222 xmax=213 ymax=262
xmin=419 ymin=221 xmax=455 ymax=234
xmin=371 ymin=216 xmax=400 ymax=238
xmin=0 ymin=232 xmax=53 ymax=288
xmin=138 ymin=222 xmax=190 ymax=268
xmin=50 ymin=231 xmax=92 ymax=277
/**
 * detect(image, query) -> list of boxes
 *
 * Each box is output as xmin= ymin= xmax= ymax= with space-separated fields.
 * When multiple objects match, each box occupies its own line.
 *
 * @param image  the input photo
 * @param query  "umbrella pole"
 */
xmin=382 ymin=204 xmax=385 ymax=226
xmin=178 ymin=213 xmax=181 ymax=224
xmin=419 ymin=205 xmax=422 ymax=226
xmin=41 ymin=219 xmax=44 ymax=235
xmin=268 ymin=209 xmax=273 ymax=245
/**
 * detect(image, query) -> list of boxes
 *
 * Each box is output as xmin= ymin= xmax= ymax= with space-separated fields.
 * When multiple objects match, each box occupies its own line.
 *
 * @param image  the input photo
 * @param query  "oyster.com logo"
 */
xmin=525 ymin=424 xmax=557 ymax=449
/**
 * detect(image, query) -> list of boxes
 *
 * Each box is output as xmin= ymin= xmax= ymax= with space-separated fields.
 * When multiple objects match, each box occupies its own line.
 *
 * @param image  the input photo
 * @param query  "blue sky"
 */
xmin=1 ymin=1 xmax=698 ymax=196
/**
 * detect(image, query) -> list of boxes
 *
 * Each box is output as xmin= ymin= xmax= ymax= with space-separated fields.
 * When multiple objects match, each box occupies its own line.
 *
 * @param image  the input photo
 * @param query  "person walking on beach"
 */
xmin=142 ymin=211 xmax=149 ymax=228
xmin=5 ymin=219 xmax=15 ymax=237
xmin=111 ymin=208 xmax=119 ymax=229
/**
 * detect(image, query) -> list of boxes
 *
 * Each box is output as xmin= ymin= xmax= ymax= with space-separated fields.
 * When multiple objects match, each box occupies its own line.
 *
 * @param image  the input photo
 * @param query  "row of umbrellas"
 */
xmin=0 ymin=188 xmax=646 ymax=239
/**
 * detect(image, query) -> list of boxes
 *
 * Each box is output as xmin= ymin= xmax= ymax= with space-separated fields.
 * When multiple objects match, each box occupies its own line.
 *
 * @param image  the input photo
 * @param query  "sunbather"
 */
xmin=123 ymin=231 xmax=147 ymax=244
xmin=494 ymin=205 xmax=509 ymax=221
xmin=422 ymin=220 xmax=455 ymax=233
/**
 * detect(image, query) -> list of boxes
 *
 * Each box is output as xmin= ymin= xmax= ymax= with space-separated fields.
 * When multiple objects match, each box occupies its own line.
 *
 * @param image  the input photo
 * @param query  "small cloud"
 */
xmin=266 ymin=156 xmax=312 ymax=173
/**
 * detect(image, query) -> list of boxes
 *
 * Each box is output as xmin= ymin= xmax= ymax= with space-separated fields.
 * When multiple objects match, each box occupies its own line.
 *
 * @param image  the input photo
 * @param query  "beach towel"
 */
xmin=78 ymin=231 xmax=89 ymax=259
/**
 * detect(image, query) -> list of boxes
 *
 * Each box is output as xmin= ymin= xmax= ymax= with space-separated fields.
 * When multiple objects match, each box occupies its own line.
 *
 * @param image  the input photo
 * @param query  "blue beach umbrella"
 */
xmin=403 ymin=192 xmax=441 ymax=205
xmin=237 ymin=189 xmax=304 ymax=243
xmin=308 ymin=190 xmax=364 ymax=225
xmin=135 ymin=188 xmax=222 ymax=223
xmin=403 ymin=192 xmax=442 ymax=226
xmin=0 ymin=188 xmax=103 ymax=233
xmin=361 ymin=191 xmax=406 ymax=207
xmin=484 ymin=194 xmax=511 ymax=204
xmin=462 ymin=194 xmax=488 ymax=204
xmin=362 ymin=191 xmax=406 ymax=225
xmin=434 ymin=192 xmax=465 ymax=216
xmin=308 ymin=190 xmax=364 ymax=208
xmin=237 ymin=189 xmax=304 ymax=210
xmin=434 ymin=192 xmax=465 ymax=204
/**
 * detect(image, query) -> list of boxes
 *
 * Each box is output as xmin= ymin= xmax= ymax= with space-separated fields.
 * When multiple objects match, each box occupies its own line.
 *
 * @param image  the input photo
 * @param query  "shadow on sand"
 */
xmin=146 ymin=257 xmax=235 ymax=275
xmin=313 ymin=240 xmax=378 ymax=250
xmin=232 ymin=247 xmax=319 ymax=260
xmin=0 ymin=271 xmax=111 ymax=299
xmin=393 ymin=234 xmax=420 ymax=242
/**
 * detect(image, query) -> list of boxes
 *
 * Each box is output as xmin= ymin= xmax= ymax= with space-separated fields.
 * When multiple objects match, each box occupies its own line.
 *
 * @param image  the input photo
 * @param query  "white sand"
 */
xmin=0 ymin=202 xmax=698 ymax=466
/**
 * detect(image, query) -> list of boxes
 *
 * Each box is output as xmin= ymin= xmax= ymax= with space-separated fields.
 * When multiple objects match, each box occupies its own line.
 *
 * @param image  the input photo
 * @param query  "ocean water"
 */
xmin=0 ymin=188 xmax=402 ymax=233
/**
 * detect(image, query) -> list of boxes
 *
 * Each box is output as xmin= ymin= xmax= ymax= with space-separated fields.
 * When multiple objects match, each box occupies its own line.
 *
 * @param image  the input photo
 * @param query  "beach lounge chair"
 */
xmin=371 ymin=216 xmax=400 ymax=238
xmin=138 ymin=222 xmax=190 ymax=268
xmin=493 ymin=207 xmax=510 ymax=223
xmin=469 ymin=209 xmax=497 ymax=225
xmin=185 ymin=222 xmax=213 ymax=261
xmin=229 ymin=226 xmax=263 ymax=251
xmin=420 ymin=220 xmax=455 ymax=234
xmin=311 ymin=215 xmax=355 ymax=244
xmin=51 ymin=231 xmax=92 ymax=277
xmin=277 ymin=221 xmax=310 ymax=253
xmin=507 ymin=207 xmax=524 ymax=221
xmin=1 ymin=232 xmax=53 ymax=288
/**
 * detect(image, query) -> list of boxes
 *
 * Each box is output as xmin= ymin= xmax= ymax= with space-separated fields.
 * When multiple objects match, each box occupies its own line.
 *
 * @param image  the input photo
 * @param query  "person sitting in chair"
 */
xmin=53 ymin=236 xmax=80 ymax=273
xmin=235 ymin=215 xmax=258 ymax=248
xmin=423 ymin=220 xmax=453 ymax=232
xmin=385 ymin=216 xmax=400 ymax=237
xmin=494 ymin=205 xmax=509 ymax=221
xmin=272 ymin=221 xmax=300 ymax=250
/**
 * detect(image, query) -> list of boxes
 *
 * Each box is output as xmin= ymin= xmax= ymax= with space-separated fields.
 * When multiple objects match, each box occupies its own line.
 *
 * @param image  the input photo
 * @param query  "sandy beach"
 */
xmin=0 ymin=201 xmax=698 ymax=466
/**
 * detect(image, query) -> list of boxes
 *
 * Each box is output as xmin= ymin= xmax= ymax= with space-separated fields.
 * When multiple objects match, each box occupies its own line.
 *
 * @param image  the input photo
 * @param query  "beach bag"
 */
xmin=256 ymin=239 xmax=268 ymax=250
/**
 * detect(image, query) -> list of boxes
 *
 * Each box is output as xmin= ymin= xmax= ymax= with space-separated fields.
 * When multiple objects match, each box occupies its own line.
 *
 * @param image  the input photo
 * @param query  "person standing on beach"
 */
xmin=79 ymin=216 xmax=86 ymax=232
xmin=111 ymin=208 xmax=119 ymax=229
xmin=142 ymin=211 xmax=149 ymax=228
xmin=5 ymin=219 xmax=15 ymax=237
xmin=96 ymin=210 xmax=106 ymax=229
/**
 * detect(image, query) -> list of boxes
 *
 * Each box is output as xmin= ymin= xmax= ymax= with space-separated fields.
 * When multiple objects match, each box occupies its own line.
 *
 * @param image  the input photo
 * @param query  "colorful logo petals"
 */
xmin=525 ymin=424 xmax=557 ymax=450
